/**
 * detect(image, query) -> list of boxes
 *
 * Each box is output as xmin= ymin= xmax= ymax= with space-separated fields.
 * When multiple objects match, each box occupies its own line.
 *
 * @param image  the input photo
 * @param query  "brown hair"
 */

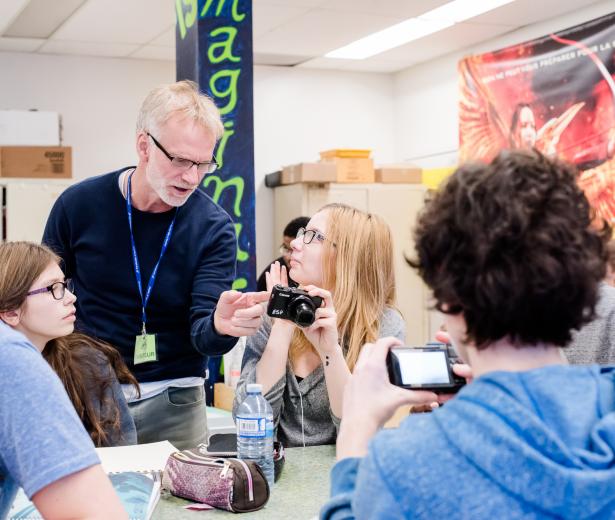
xmin=408 ymin=150 xmax=605 ymax=348
xmin=289 ymin=204 xmax=397 ymax=371
xmin=0 ymin=241 xmax=139 ymax=446
xmin=44 ymin=333 xmax=140 ymax=446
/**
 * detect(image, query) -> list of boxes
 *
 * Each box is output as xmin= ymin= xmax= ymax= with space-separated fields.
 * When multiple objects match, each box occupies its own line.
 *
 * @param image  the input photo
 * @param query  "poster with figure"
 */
xmin=459 ymin=11 xmax=615 ymax=224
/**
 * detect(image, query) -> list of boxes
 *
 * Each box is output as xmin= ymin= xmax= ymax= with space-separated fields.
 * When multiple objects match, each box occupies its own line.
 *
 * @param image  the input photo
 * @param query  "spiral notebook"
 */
xmin=95 ymin=440 xmax=177 ymax=475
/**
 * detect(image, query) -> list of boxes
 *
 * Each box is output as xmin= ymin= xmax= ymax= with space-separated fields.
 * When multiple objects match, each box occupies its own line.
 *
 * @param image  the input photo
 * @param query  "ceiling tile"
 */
xmin=325 ymin=0 xmax=448 ymax=18
xmin=0 ymin=0 xmax=29 ymax=34
xmin=258 ymin=0 xmax=327 ymax=7
xmin=253 ymin=3 xmax=312 ymax=38
xmin=469 ymin=0 xmax=599 ymax=26
xmin=4 ymin=0 xmax=85 ymax=38
xmin=50 ymin=0 xmax=173 ymax=44
xmin=130 ymin=45 xmax=175 ymax=61
xmin=300 ymin=55 xmax=409 ymax=73
xmin=148 ymin=25 xmax=175 ymax=47
xmin=254 ymin=8 xmax=404 ymax=57
xmin=254 ymin=52 xmax=312 ymax=66
xmin=0 ymin=36 xmax=45 ymax=52
xmin=39 ymin=39 xmax=139 ymax=58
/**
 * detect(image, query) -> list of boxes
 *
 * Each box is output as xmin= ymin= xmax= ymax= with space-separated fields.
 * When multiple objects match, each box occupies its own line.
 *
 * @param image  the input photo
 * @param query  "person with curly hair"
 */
xmin=321 ymin=150 xmax=615 ymax=519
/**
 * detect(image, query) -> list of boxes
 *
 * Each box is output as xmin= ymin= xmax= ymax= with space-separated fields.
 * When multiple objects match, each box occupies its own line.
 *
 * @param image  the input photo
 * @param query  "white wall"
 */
xmin=0 ymin=52 xmax=175 ymax=176
xmin=393 ymin=0 xmax=615 ymax=169
xmin=254 ymin=66 xmax=395 ymax=270
xmin=0 ymin=51 xmax=395 ymax=273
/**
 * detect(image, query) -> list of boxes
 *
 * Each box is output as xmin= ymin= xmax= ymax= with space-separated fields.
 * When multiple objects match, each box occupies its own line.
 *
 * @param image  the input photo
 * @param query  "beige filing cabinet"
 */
xmin=273 ymin=183 xmax=434 ymax=346
xmin=1 ymin=178 xmax=72 ymax=242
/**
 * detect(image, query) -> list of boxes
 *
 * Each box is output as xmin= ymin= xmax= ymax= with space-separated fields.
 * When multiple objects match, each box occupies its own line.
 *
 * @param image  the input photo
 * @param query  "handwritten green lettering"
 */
xmin=216 ymin=121 xmax=235 ymax=168
xmin=175 ymin=0 xmax=198 ymax=39
xmin=233 ymin=222 xmax=249 ymax=262
xmin=232 ymin=278 xmax=248 ymax=290
xmin=203 ymin=175 xmax=244 ymax=217
xmin=209 ymin=69 xmax=240 ymax=115
xmin=200 ymin=0 xmax=246 ymax=22
xmin=208 ymin=27 xmax=240 ymax=63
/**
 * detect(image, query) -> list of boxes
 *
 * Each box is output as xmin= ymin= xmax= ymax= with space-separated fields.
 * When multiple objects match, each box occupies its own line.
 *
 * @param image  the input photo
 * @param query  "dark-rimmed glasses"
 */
xmin=27 ymin=279 xmax=74 ymax=300
xmin=296 ymin=227 xmax=336 ymax=246
xmin=148 ymin=133 xmax=219 ymax=175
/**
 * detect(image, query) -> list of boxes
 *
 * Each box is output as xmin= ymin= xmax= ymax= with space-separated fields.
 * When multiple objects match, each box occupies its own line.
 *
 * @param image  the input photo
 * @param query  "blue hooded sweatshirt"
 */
xmin=321 ymin=365 xmax=615 ymax=519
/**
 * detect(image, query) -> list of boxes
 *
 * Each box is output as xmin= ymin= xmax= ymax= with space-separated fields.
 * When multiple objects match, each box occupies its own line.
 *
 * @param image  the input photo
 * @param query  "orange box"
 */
xmin=0 ymin=146 xmax=72 ymax=178
xmin=375 ymin=165 xmax=422 ymax=183
xmin=319 ymin=149 xmax=371 ymax=159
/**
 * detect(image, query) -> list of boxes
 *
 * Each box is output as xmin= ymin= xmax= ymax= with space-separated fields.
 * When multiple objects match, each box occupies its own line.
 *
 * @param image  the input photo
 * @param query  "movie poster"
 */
xmin=459 ymin=12 xmax=615 ymax=224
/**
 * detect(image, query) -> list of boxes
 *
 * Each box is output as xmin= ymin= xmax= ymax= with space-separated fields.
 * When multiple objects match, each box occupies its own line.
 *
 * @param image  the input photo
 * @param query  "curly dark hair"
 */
xmin=408 ymin=150 xmax=606 ymax=348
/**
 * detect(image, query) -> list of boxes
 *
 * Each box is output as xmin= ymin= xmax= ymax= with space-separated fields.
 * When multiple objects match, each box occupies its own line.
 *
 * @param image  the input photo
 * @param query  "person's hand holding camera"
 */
xmin=265 ymin=261 xmax=295 ymax=336
xmin=301 ymin=285 xmax=340 ymax=358
xmin=265 ymin=261 xmax=289 ymax=293
xmin=434 ymin=330 xmax=473 ymax=406
xmin=337 ymin=337 xmax=439 ymax=460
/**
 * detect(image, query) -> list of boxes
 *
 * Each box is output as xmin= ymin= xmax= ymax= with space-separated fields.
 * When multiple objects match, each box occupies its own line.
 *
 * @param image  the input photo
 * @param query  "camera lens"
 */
xmin=289 ymin=297 xmax=317 ymax=327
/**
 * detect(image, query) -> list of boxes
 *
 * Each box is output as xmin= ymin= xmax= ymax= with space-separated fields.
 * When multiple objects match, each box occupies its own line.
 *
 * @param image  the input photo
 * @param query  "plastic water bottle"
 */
xmin=235 ymin=383 xmax=274 ymax=488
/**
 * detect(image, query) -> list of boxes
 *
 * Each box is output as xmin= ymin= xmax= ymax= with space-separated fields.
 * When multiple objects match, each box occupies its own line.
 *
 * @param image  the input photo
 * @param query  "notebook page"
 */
xmin=95 ymin=440 xmax=177 ymax=474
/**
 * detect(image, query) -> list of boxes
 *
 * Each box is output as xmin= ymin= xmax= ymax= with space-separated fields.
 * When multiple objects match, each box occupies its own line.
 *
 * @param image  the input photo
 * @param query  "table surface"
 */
xmin=153 ymin=444 xmax=337 ymax=519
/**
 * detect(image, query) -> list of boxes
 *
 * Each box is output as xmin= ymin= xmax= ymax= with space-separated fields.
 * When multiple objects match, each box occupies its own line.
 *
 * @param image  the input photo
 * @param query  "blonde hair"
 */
xmin=136 ymin=80 xmax=224 ymax=140
xmin=289 ymin=204 xmax=397 ymax=371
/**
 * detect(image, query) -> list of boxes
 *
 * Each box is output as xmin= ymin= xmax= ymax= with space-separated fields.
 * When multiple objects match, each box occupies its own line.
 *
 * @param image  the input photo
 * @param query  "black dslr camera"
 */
xmin=387 ymin=343 xmax=466 ymax=394
xmin=267 ymin=284 xmax=323 ymax=327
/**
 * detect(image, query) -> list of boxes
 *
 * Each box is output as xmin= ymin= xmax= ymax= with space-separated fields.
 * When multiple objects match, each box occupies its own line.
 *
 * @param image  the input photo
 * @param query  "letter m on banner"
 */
xmin=176 ymin=0 xmax=256 ymax=290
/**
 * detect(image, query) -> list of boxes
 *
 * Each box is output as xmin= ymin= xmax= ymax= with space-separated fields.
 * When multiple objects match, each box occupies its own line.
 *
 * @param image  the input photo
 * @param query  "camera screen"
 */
xmin=395 ymin=350 xmax=450 ymax=385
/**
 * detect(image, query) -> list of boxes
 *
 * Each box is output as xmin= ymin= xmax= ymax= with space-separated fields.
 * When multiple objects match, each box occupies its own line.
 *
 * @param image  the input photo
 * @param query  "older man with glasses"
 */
xmin=256 ymin=216 xmax=310 ymax=292
xmin=43 ymin=80 xmax=268 ymax=450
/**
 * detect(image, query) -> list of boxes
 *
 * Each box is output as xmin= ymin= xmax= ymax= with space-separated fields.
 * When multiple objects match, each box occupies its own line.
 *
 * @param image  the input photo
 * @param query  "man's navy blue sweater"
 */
xmin=43 ymin=168 xmax=238 ymax=382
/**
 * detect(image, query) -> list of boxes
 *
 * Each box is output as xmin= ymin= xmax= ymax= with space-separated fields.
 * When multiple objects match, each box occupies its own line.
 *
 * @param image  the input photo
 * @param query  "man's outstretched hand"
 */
xmin=214 ymin=290 xmax=270 ymax=337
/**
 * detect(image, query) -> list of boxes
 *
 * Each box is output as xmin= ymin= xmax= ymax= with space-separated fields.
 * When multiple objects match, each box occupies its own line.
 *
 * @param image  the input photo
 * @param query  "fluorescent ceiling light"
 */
xmin=326 ymin=18 xmax=453 ymax=60
xmin=325 ymin=0 xmax=515 ymax=60
xmin=420 ymin=0 xmax=515 ymax=24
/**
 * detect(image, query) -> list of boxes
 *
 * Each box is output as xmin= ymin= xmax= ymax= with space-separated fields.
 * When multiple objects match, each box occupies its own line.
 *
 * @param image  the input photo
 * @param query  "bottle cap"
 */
xmin=247 ymin=383 xmax=263 ymax=394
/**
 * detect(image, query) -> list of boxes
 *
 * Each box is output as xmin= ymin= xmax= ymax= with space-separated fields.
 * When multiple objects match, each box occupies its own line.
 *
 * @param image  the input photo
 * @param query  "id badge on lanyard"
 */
xmin=126 ymin=171 xmax=177 ymax=365
xmin=134 ymin=324 xmax=158 ymax=364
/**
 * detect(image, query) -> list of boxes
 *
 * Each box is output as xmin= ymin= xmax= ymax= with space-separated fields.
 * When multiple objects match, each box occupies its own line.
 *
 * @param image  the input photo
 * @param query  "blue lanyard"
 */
xmin=126 ymin=171 xmax=177 ymax=332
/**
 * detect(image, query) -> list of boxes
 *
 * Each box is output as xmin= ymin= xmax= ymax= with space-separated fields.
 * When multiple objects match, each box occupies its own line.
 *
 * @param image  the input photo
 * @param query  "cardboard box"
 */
xmin=281 ymin=162 xmax=337 ymax=184
xmin=0 ymin=110 xmax=61 ymax=145
xmin=375 ymin=165 xmax=422 ymax=183
xmin=0 ymin=146 xmax=72 ymax=178
xmin=323 ymin=157 xmax=375 ymax=183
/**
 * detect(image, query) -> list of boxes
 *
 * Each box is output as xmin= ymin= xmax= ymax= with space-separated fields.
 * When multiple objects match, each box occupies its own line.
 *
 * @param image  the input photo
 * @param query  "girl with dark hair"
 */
xmin=0 ymin=241 xmax=139 ymax=447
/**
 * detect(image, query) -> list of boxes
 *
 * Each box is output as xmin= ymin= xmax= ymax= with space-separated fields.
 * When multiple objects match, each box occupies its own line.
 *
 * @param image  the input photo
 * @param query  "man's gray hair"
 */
xmin=136 ymin=80 xmax=224 ymax=140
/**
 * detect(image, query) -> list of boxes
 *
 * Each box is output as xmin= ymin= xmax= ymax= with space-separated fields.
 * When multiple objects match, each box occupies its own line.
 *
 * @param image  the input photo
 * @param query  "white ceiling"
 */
xmin=0 ymin=0 xmax=605 ymax=73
